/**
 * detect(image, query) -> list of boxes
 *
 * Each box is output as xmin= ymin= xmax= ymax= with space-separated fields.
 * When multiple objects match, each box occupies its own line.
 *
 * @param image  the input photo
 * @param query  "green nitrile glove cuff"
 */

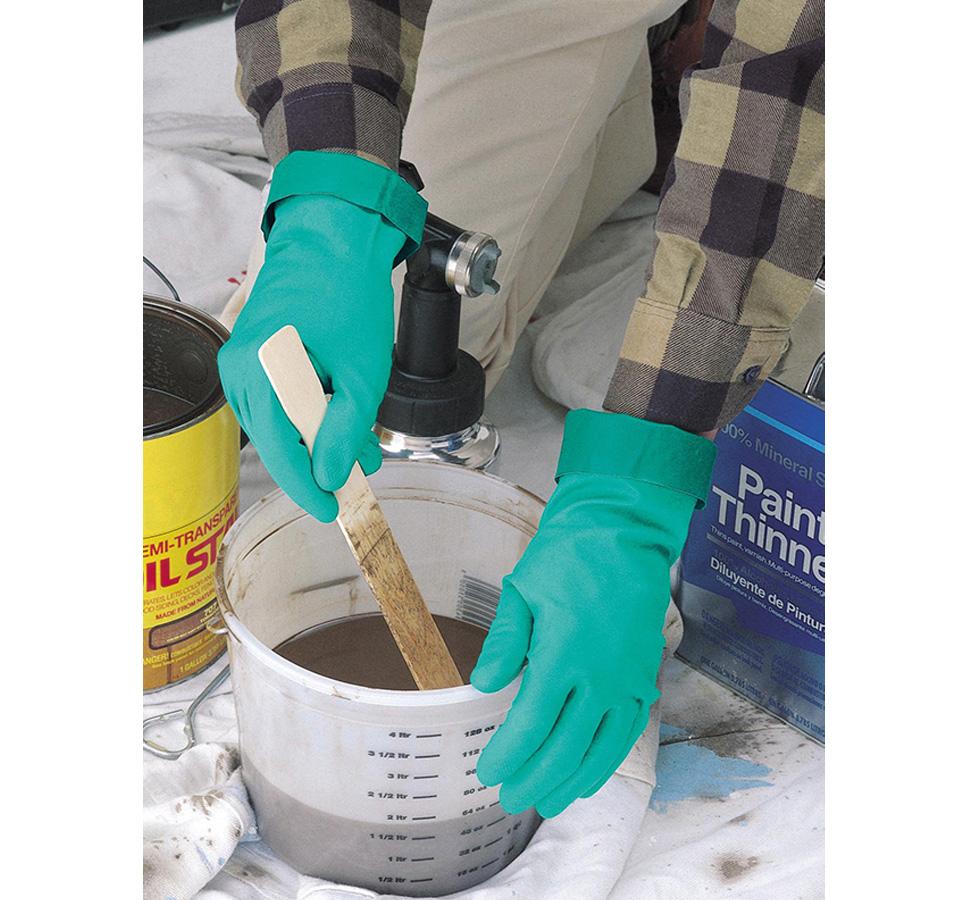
xmin=262 ymin=151 xmax=428 ymax=264
xmin=556 ymin=409 xmax=717 ymax=508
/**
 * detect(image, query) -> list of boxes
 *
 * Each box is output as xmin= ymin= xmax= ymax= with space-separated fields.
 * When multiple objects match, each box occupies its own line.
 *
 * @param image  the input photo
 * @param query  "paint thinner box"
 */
xmin=676 ymin=297 xmax=825 ymax=743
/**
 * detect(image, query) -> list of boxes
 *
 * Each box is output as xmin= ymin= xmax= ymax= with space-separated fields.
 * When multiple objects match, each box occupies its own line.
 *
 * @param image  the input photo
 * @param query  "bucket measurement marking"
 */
xmin=457 ymin=574 xmax=502 ymax=629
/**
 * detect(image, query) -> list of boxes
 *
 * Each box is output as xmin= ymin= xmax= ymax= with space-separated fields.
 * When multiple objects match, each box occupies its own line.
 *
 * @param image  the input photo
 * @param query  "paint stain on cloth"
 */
xmin=649 ymin=724 xmax=772 ymax=813
xmin=716 ymin=854 xmax=760 ymax=880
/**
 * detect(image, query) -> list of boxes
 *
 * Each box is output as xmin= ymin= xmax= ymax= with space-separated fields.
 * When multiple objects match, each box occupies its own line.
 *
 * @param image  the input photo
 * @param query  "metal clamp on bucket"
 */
xmin=142 ymin=666 xmax=231 ymax=759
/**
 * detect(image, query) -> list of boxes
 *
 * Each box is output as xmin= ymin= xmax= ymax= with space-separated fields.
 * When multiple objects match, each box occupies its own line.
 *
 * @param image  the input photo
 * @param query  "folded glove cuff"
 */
xmin=556 ymin=409 xmax=718 ymax=508
xmin=262 ymin=151 xmax=428 ymax=264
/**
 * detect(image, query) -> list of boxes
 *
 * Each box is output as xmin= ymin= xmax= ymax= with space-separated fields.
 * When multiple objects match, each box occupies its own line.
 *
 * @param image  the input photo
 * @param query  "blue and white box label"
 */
xmin=677 ymin=379 xmax=825 ymax=742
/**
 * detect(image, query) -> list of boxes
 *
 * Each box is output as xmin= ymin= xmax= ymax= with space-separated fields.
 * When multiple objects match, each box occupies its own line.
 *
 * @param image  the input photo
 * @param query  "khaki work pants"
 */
xmin=224 ymin=0 xmax=682 ymax=393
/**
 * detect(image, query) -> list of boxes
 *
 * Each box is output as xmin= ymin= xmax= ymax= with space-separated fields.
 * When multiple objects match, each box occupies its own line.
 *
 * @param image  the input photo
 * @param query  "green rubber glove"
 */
xmin=218 ymin=152 xmax=427 ymax=521
xmin=470 ymin=409 xmax=717 ymax=818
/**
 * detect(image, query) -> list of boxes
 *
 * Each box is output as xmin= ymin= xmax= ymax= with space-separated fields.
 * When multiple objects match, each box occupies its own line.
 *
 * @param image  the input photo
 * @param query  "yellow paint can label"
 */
xmin=143 ymin=402 xmax=239 ymax=690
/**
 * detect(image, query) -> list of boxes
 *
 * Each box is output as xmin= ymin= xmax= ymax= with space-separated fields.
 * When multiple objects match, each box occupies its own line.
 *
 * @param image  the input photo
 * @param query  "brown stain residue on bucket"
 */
xmin=274 ymin=613 xmax=488 ymax=690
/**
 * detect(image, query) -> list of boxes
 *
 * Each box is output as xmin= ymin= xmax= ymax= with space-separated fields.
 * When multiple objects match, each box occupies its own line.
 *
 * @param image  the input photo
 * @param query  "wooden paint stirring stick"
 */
xmin=259 ymin=324 xmax=464 ymax=690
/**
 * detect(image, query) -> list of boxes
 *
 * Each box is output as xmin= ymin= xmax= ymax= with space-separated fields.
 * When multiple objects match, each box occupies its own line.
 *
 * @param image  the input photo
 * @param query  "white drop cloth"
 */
xmin=144 ymin=743 xmax=258 ymax=900
xmin=143 ymin=13 xmax=824 ymax=899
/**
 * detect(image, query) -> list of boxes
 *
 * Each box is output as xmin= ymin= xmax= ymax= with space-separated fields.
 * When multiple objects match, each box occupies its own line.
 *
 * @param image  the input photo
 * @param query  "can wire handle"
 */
xmin=142 ymin=665 xmax=230 ymax=760
xmin=804 ymin=352 xmax=825 ymax=403
xmin=204 ymin=608 xmax=229 ymax=635
xmin=143 ymin=256 xmax=181 ymax=303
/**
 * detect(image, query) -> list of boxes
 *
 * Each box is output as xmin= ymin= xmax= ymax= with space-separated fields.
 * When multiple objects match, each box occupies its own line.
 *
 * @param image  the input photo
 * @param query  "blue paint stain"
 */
xmin=194 ymin=843 xmax=213 ymax=871
xmin=650 ymin=724 xmax=772 ymax=813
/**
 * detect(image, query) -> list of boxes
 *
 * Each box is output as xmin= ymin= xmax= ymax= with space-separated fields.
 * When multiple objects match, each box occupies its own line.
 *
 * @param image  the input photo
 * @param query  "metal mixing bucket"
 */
xmin=215 ymin=462 xmax=544 ymax=895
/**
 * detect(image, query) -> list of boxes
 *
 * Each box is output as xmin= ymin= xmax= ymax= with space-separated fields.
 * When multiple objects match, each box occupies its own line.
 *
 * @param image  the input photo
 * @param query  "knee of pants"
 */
xmin=456 ymin=51 xmax=655 ymax=385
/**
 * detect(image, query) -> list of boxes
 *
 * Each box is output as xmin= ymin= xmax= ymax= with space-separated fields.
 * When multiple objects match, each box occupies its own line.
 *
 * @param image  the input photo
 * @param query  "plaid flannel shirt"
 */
xmin=604 ymin=0 xmax=825 ymax=432
xmin=235 ymin=0 xmax=824 ymax=434
xmin=234 ymin=0 xmax=432 ymax=170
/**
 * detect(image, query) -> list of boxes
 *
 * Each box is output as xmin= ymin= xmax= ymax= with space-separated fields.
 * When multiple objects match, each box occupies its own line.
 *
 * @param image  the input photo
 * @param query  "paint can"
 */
xmin=143 ymin=293 xmax=240 ymax=691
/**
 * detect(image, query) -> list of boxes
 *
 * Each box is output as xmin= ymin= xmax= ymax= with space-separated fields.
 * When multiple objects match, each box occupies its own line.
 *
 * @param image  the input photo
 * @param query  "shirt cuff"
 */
xmin=258 ymin=83 xmax=405 ymax=173
xmin=603 ymin=298 xmax=790 ymax=434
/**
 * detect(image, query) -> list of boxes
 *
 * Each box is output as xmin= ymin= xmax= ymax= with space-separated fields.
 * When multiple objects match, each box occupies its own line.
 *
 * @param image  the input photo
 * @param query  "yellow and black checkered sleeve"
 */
xmin=604 ymin=0 xmax=825 ymax=434
xmin=234 ymin=0 xmax=432 ymax=170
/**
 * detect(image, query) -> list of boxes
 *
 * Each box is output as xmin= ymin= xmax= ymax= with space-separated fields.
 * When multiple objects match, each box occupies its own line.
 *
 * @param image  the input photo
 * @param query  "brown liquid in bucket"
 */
xmin=275 ymin=613 xmax=487 ymax=689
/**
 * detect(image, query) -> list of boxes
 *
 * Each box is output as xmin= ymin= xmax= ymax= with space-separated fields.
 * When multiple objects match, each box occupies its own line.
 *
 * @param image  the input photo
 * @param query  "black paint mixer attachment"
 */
xmin=374 ymin=163 xmax=502 ymax=470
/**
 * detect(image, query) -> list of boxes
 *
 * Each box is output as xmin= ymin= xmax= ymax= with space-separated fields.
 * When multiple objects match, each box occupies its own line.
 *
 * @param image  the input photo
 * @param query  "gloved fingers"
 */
xmin=243 ymin=381 xmax=340 ymax=523
xmin=533 ymin=703 xmax=639 ymax=817
xmin=476 ymin=660 xmax=569 ymax=790
xmin=497 ymin=688 xmax=604 ymax=815
xmin=469 ymin=583 xmax=533 ymax=694
xmin=581 ymin=701 xmax=651 ymax=798
xmin=311 ymin=380 xmax=381 ymax=492
xmin=357 ymin=430 xmax=383 ymax=478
